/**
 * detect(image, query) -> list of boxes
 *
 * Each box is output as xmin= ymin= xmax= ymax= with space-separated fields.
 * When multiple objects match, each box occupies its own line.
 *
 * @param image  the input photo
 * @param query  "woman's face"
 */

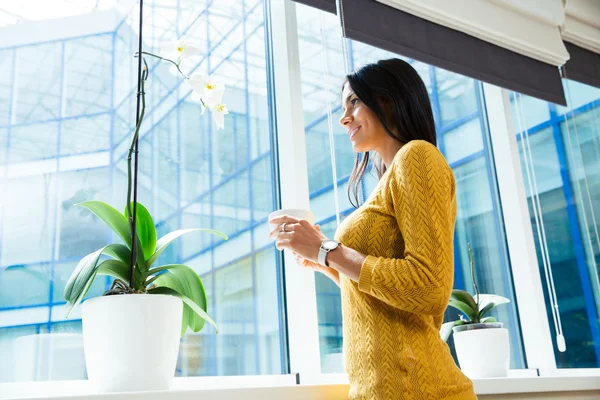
xmin=339 ymin=82 xmax=388 ymax=153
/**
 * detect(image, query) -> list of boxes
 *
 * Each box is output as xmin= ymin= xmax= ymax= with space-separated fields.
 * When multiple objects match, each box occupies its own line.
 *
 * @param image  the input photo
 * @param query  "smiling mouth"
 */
xmin=349 ymin=126 xmax=360 ymax=139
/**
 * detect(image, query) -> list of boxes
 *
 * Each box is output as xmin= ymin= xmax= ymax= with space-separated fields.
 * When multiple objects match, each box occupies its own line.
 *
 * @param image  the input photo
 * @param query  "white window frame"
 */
xmin=482 ymin=83 xmax=558 ymax=372
xmin=269 ymin=0 xmax=323 ymax=381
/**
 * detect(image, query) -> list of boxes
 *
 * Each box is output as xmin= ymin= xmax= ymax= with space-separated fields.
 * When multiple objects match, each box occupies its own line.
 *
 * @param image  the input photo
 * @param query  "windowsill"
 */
xmin=1 ymin=374 xmax=600 ymax=400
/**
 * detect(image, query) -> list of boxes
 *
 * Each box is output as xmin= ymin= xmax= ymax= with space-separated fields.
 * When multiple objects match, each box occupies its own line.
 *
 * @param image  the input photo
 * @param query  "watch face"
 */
xmin=322 ymin=240 xmax=339 ymax=250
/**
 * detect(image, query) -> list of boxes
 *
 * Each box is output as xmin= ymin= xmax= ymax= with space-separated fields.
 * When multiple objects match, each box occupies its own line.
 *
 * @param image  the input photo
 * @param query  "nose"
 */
xmin=339 ymin=111 xmax=353 ymax=127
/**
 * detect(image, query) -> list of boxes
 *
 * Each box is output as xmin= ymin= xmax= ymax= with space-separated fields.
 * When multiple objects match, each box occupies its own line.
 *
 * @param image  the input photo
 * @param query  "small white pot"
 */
xmin=82 ymin=294 xmax=183 ymax=392
xmin=452 ymin=323 xmax=509 ymax=378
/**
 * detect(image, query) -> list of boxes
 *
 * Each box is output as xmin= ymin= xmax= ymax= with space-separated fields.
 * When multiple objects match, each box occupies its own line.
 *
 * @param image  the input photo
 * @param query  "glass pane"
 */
xmin=64 ymin=35 xmax=112 ymax=117
xmin=0 ymin=128 xmax=6 ymax=164
xmin=15 ymin=43 xmax=62 ymax=124
xmin=436 ymin=70 xmax=478 ymax=126
xmin=296 ymin=3 xmax=525 ymax=373
xmin=60 ymin=114 xmax=111 ymax=156
xmin=9 ymin=122 xmax=58 ymax=163
xmin=1 ymin=1 xmax=283 ymax=381
xmin=1 ymin=174 xmax=57 ymax=266
xmin=0 ymin=263 xmax=51 ymax=308
xmin=0 ymin=50 xmax=13 ymax=126
xmin=513 ymin=80 xmax=600 ymax=367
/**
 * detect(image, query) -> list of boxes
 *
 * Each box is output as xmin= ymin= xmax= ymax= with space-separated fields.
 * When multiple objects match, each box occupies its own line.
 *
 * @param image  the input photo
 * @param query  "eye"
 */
xmin=350 ymin=98 xmax=360 ymax=106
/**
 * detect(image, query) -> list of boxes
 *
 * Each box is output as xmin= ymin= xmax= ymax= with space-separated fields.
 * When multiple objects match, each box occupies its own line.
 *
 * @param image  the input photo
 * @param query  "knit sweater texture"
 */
xmin=335 ymin=140 xmax=476 ymax=400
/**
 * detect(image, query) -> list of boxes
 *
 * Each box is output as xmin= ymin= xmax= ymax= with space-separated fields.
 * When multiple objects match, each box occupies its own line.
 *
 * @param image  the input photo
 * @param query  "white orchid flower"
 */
xmin=160 ymin=39 xmax=201 ymax=62
xmin=185 ymin=73 xmax=228 ymax=129
xmin=205 ymin=83 xmax=225 ymax=107
xmin=186 ymin=74 xmax=224 ymax=107
xmin=212 ymin=103 xmax=229 ymax=130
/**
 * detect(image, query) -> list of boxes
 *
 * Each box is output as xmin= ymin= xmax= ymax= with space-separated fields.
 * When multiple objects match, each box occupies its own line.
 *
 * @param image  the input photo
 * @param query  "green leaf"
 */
xmin=440 ymin=320 xmax=464 ymax=342
xmin=151 ymin=271 xmax=190 ymax=336
xmin=77 ymin=201 xmax=131 ymax=248
xmin=103 ymin=244 xmax=131 ymax=265
xmin=447 ymin=299 xmax=477 ymax=321
xmin=124 ymin=202 xmax=156 ymax=262
xmin=477 ymin=294 xmax=510 ymax=311
xmin=65 ymin=269 xmax=98 ymax=317
xmin=149 ymin=286 xmax=219 ymax=334
xmin=148 ymin=229 xmax=228 ymax=267
xmin=101 ymin=243 xmax=143 ymax=288
xmin=64 ymin=246 xmax=107 ymax=303
xmin=64 ymin=244 xmax=139 ymax=317
xmin=97 ymin=259 xmax=130 ymax=282
xmin=150 ymin=264 xmax=208 ymax=333
xmin=481 ymin=316 xmax=497 ymax=323
xmin=450 ymin=289 xmax=478 ymax=312
xmin=478 ymin=302 xmax=496 ymax=319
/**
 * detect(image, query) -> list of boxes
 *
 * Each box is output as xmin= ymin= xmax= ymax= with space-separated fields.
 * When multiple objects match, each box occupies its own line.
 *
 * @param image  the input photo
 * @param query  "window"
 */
xmin=0 ymin=0 xmax=285 ymax=381
xmin=295 ymin=4 xmax=525 ymax=373
xmin=512 ymin=80 xmax=600 ymax=368
xmin=2 ymin=0 xmax=600 ymax=387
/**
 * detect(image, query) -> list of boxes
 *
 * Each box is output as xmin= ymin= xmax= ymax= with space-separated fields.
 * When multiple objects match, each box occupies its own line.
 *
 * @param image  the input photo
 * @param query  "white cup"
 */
xmin=268 ymin=208 xmax=315 ymax=232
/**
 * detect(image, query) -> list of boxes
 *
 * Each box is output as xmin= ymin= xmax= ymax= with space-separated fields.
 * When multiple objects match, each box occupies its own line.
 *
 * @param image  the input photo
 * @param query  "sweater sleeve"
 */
xmin=357 ymin=141 xmax=456 ymax=315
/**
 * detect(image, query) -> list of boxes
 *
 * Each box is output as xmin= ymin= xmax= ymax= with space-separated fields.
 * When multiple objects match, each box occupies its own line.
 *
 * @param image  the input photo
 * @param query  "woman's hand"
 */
xmin=268 ymin=215 xmax=327 ymax=263
xmin=269 ymin=216 xmax=343 ymax=286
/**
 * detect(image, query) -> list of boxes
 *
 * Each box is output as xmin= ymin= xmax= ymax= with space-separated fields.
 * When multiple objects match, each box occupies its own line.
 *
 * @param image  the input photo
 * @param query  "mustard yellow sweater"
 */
xmin=335 ymin=140 xmax=476 ymax=400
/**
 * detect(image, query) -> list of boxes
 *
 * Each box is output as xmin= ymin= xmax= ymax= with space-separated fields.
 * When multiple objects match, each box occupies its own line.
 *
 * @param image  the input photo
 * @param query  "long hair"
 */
xmin=345 ymin=58 xmax=437 ymax=208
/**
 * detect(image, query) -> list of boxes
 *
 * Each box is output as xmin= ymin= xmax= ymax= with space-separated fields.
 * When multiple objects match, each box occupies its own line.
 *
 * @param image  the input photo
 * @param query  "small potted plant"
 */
xmin=441 ymin=244 xmax=510 ymax=378
xmin=63 ymin=4 xmax=228 ymax=393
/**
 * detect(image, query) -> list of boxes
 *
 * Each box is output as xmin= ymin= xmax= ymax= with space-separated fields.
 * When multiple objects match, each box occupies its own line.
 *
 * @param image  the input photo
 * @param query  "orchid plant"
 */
xmin=63 ymin=38 xmax=228 ymax=336
xmin=440 ymin=243 xmax=510 ymax=342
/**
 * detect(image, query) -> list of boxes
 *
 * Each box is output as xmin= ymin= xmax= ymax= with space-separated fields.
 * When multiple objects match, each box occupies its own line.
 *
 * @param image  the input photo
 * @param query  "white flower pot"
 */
xmin=452 ymin=323 xmax=509 ymax=378
xmin=82 ymin=294 xmax=183 ymax=392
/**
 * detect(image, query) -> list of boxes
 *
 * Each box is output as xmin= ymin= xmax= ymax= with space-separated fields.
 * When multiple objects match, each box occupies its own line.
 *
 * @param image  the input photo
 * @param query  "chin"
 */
xmin=351 ymin=141 xmax=367 ymax=153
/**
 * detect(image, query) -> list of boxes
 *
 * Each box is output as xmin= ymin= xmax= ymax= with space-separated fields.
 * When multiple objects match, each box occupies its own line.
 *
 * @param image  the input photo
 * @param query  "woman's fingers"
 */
xmin=268 ymin=222 xmax=302 ymax=238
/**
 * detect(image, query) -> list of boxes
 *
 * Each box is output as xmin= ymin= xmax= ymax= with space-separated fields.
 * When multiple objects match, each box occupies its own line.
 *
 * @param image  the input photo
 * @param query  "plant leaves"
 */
xmin=64 ymin=246 xmax=107 ymax=303
xmin=481 ymin=316 xmax=497 ymax=323
xmin=447 ymin=299 xmax=477 ymax=321
xmin=147 ymin=229 xmax=228 ymax=267
xmin=76 ymin=201 xmax=131 ymax=248
xmin=64 ymin=244 xmax=139 ymax=317
xmin=97 ymin=259 xmax=130 ymax=282
xmin=477 ymin=294 xmax=510 ymax=311
xmin=101 ymin=243 xmax=143 ymax=288
xmin=149 ymin=286 xmax=218 ymax=334
xmin=151 ymin=271 xmax=190 ymax=336
xmin=478 ymin=302 xmax=496 ymax=319
xmin=149 ymin=264 xmax=208 ymax=332
xmin=440 ymin=320 xmax=464 ymax=342
xmin=124 ymin=202 xmax=156 ymax=262
xmin=65 ymin=269 xmax=98 ymax=317
xmin=450 ymin=289 xmax=478 ymax=312
xmin=103 ymin=244 xmax=131 ymax=265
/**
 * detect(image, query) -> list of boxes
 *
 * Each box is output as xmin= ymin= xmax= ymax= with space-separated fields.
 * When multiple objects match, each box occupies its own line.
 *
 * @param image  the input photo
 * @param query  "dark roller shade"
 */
xmin=292 ymin=0 xmax=567 ymax=105
xmin=564 ymin=42 xmax=600 ymax=89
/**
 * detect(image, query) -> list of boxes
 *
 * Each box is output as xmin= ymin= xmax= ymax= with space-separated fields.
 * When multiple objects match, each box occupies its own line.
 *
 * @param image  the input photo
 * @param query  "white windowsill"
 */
xmin=1 ymin=374 xmax=600 ymax=400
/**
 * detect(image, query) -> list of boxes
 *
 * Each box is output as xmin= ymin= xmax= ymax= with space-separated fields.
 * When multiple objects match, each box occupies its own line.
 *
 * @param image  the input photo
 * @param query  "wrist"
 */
xmin=318 ymin=239 xmax=340 ymax=266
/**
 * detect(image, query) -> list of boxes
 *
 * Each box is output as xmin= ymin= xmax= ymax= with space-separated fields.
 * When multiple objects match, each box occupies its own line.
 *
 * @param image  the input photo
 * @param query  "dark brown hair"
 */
xmin=345 ymin=58 xmax=437 ymax=208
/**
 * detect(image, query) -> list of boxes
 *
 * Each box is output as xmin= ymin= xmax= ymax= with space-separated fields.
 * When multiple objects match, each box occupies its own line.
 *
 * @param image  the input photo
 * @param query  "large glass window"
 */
xmin=512 ymin=80 xmax=600 ymax=368
xmin=0 ymin=0 xmax=285 ymax=382
xmin=295 ymin=4 xmax=525 ymax=372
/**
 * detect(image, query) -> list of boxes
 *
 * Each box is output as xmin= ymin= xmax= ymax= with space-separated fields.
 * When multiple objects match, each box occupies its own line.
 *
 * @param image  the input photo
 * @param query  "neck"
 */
xmin=377 ymin=138 xmax=404 ymax=169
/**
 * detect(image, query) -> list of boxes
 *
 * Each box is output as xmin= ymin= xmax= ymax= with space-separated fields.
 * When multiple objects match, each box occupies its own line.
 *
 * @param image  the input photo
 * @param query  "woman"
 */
xmin=269 ymin=58 xmax=476 ymax=399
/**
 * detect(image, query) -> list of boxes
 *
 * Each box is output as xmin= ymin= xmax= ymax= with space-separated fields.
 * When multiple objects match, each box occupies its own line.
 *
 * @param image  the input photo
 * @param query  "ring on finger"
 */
xmin=280 ymin=223 xmax=287 ymax=233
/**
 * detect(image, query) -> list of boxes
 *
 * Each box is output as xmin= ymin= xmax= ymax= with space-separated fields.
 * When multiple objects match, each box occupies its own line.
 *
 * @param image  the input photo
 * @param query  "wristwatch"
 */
xmin=318 ymin=240 xmax=339 ymax=267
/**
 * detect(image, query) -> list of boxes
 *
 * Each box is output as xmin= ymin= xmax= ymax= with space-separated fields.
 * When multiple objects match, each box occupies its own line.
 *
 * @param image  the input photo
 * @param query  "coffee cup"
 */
xmin=268 ymin=208 xmax=315 ymax=232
